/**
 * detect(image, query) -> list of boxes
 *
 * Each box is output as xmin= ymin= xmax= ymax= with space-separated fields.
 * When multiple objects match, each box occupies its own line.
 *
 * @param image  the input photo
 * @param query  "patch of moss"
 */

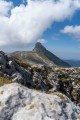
xmin=58 ymin=68 xmax=64 ymax=71
xmin=15 ymin=60 xmax=30 ymax=69
xmin=71 ymin=90 xmax=78 ymax=101
xmin=45 ymin=66 xmax=53 ymax=74
xmin=60 ymin=78 xmax=69 ymax=85
xmin=54 ymin=93 xmax=70 ymax=103
xmin=74 ymin=79 xmax=80 ymax=85
xmin=32 ymin=67 xmax=41 ymax=73
xmin=76 ymin=115 xmax=80 ymax=119
xmin=35 ymin=85 xmax=41 ymax=90
xmin=58 ymin=79 xmax=68 ymax=94
xmin=41 ymin=75 xmax=47 ymax=80
xmin=0 ymin=77 xmax=13 ymax=87
xmin=41 ymin=69 xmax=44 ymax=73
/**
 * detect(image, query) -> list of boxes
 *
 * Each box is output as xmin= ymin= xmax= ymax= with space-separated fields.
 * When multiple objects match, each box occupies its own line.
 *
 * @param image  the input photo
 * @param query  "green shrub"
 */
xmin=32 ymin=67 xmax=41 ymax=72
xmin=74 ymin=79 xmax=80 ymax=85
xmin=41 ymin=70 xmax=44 ymax=73
xmin=71 ymin=90 xmax=78 ymax=101
xmin=60 ymin=78 xmax=69 ymax=85
xmin=45 ymin=66 xmax=52 ymax=74
xmin=58 ymin=74 xmax=66 ymax=79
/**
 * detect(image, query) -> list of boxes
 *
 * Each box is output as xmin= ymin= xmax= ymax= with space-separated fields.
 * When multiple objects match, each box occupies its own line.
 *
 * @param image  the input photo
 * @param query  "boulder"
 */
xmin=0 ymin=83 xmax=80 ymax=120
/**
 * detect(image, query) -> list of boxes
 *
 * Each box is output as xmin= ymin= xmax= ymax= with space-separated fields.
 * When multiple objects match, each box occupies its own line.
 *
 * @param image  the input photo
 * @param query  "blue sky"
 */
xmin=0 ymin=0 xmax=80 ymax=60
xmin=43 ymin=11 xmax=80 ymax=59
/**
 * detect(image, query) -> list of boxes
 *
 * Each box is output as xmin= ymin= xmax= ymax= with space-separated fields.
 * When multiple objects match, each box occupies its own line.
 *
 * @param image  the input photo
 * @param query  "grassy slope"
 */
xmin=11 ymin=51 xmax=55 ymax=66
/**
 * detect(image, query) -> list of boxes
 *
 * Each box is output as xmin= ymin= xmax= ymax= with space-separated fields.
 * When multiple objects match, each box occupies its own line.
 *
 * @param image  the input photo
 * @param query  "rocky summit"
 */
xmin=11 ymin=42 xmax=70 ymax=67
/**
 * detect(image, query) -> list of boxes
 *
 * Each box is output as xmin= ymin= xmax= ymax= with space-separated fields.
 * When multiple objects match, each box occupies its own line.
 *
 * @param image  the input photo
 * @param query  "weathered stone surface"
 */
xmin=0 ymin=52 xmax=31 ymax=85
xmin=0 ymin=83 xmax=80 ymax=120
xmin=0 ymin=54 xmax=6 ymax=67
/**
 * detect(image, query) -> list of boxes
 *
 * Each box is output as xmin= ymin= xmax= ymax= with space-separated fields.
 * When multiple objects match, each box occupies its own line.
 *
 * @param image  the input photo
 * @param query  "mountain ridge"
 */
xmin=11 ymin=42 xmax=70 ymax=67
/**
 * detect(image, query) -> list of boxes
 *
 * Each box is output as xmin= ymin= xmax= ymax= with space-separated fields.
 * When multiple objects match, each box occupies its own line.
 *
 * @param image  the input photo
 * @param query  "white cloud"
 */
xmin=22 ymin=0 xmax=26 ymax=4
xmin=60 ymin=25 xmax=80 ymax=40
xmin=37 ymin=39 xmax=48 ymax=43
xmin=0 ymin=0 xmax=80 ymax=48
xmin=0 ymin=0 xmax=13 ymax=16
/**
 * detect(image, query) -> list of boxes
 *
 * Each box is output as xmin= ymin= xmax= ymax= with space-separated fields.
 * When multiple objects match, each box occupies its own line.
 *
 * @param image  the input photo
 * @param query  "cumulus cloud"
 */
xmin=60 ymin=25 xmax=80 ymax=40
xmin=0 ymin=0 xmax=80 ymax=48
xmin=37 ymin=39 xmax=48 ymax=43
xmin=0 ymin=0 xmax=13 ymax=16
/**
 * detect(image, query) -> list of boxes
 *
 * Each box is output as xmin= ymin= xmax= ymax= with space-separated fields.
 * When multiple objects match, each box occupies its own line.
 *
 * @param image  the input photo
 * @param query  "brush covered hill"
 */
xmin=11 ymin=42 xmax=70 ymax=67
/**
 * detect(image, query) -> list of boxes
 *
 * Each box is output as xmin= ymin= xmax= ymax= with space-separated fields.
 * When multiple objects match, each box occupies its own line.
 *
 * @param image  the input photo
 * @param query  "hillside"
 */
xmin=0 ymin=51 xmax=80 ymax=105
xmin=0 ymin=51 xmax=80 ymax=119
xmin=11 ymin=42 xmax=70 ymax=67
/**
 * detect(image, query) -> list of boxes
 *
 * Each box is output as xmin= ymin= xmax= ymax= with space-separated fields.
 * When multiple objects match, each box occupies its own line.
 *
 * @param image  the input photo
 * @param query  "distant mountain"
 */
xmin=64 ymin=59 xmax=80 ymax=67
xmin=11 ymin=42 xmax=70 ymax=67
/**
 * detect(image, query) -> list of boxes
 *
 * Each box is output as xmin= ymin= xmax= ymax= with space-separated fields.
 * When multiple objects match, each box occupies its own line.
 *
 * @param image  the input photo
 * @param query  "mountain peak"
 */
xmin=33 ymin=42 xmax=46 ymax=52
xmin=35 ymin=42 xmax=42 ymax=46
xmin=11 ymin=42 xmax=71 ymax=67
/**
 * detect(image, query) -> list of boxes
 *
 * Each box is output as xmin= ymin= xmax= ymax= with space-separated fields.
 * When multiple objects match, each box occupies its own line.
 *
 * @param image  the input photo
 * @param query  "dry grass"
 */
xmin=0 ymin=91 xmax=4 ymax=94
xmin=76 ymin=115 xmax=80 ymax=119
xmin=0 ymin=77 xmax=13 ymax=87
xmin=29 ymin=105 xmax=34 ymax=109
xmin=50 ymin=102 xmax=53 ymax=106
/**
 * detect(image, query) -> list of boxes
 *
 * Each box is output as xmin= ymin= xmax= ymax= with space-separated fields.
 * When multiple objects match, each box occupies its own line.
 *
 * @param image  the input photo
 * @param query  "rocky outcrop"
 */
xmin=0 ymin=51 xmax=31 ymax=85
xmin=0 ymin=83 xmax=80 ymax=120
xmin=0 ymin=51 xmax=79 ymax=106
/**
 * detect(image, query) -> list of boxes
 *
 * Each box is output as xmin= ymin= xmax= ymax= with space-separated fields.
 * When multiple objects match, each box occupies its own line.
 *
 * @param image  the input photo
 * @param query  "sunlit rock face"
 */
xmin=0 ymin=83 xmax=80 ymax=120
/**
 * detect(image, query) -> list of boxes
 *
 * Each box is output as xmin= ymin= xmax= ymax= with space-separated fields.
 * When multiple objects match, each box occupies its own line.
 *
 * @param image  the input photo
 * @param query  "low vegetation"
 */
xmin=45 ymin=66 xmax=53 ymax=74
xmin=48 ymin=92 xmax=70 ymax=103
xmin=15 ymin=59 xmax=30 ymax=69
xmin=0 ymin=77 xmax=13 ymax=87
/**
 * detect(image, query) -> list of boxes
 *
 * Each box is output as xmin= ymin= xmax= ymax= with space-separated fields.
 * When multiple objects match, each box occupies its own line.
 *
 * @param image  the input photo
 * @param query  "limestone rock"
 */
xmin=0 ymin=83 xmax=80 ymax=120
xmin=0 ymin=52 xmax=31 ymax=85
xmin=0 ymin=54 xmax=6 ymax=67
